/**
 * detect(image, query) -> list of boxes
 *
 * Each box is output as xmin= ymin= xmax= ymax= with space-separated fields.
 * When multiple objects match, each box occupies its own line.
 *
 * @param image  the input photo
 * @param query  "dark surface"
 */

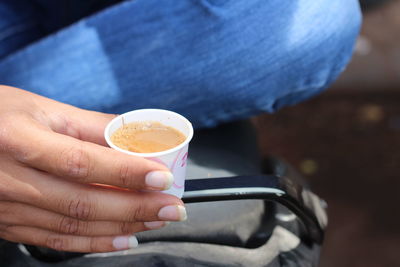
xmin=360 ymin=0 xmax=393 ymax=10
xmin=334 ymin=0 xmax=400 ymax=91
xmin=253 ymin=90 xmax=400 ymax=267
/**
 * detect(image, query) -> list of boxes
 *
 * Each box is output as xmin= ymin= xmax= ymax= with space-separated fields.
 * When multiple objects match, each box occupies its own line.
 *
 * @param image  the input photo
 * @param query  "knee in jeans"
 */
xmin=296 ymin=0 xmax=361 ymax=82
xmin=267 ymin=0 xmax=362 ymax=111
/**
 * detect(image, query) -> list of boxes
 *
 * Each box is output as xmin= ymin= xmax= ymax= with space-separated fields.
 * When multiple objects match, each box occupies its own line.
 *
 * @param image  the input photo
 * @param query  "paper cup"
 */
xmin=104 ymin=109 xmax=193 ymax=198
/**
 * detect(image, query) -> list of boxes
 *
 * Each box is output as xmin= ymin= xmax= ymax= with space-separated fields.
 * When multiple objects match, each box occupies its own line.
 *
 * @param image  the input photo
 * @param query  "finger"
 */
xmin=67 ymin=109 xmax=115 ymax=145
xmin=0 ymin=201 xmax=166 ymax=236
xmin=11 ymin=167 xmax=186 ymax=223
xmin=1 ymin=225 xmax=139 ymax=252
xmin=47 ymin=109 xmax=116 ymax=146
xmin=30 ymin=92 xmax=116 ymax=146
xmin=5 ymin=117 xmax=173 ymax=191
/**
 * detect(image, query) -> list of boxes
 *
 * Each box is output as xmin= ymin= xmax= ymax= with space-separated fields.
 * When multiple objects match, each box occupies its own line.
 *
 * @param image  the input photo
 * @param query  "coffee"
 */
xmin=110 ymin=121 xmax=186 ymax=153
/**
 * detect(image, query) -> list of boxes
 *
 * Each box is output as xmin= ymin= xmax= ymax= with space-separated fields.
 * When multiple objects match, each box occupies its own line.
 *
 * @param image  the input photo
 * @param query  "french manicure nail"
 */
xmin=144 ymin=221 xmax=166 ymax=229
xmin=128 ymin=235 xmax=139 ymax=248
xmin=113 ymin=235 xmax=138 ymax=250
xmin=158 ymin=205 xmax=187 ymax=221
xmin=145 ymin=171 xmax=174 ymax=190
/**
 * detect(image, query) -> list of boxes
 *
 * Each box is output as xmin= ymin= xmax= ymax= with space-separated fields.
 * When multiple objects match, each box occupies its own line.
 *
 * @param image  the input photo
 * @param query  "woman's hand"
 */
xmin=0 ymin=85 xmax=186 ymax=252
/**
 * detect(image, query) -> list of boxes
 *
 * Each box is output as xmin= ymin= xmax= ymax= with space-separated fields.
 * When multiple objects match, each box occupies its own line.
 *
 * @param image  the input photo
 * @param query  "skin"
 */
xmin=0 ymin=85 xmax=184 ymax=253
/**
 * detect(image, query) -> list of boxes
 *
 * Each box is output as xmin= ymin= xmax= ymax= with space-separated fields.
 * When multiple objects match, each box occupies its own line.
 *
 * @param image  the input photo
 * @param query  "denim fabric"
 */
xmin=0 ymin=0 xmax=361 ymax=128
xmin=0 ymin=0 xmax=43 ymax=59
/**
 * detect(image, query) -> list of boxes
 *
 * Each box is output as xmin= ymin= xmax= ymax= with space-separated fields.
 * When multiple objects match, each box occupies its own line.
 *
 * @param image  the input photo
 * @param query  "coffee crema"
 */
xmin=110 ymin=121 xmax=186 ymax=153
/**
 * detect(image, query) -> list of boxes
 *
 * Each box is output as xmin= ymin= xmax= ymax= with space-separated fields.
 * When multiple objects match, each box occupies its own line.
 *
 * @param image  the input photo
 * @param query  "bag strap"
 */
xmin=183 ymin=174 xmax=327 ymax=245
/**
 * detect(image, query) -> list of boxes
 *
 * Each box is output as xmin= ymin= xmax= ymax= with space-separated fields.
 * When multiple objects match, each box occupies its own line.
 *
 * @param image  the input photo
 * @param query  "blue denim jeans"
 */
xmin=0 ymin=0 xmax=361 ymax=128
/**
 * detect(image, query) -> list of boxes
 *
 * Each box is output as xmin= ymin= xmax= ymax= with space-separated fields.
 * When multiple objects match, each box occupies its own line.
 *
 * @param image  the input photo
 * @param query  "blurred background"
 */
xmin=253 ymin=0 xmax=400 ymax=266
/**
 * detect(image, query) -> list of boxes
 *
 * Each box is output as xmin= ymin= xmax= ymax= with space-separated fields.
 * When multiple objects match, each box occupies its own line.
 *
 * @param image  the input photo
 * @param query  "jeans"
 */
xmin=0 ymin=0 xmax=361 ymax=128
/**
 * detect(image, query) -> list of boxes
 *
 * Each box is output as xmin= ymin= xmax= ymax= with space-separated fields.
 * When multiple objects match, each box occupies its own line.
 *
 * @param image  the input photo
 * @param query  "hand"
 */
xmin=0 ymin=86 xmax=186 ymax=252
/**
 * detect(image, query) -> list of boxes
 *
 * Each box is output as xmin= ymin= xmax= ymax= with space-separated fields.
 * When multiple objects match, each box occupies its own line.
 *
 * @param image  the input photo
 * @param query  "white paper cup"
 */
xmin=104 ymin=109 xmax=194 ymax=198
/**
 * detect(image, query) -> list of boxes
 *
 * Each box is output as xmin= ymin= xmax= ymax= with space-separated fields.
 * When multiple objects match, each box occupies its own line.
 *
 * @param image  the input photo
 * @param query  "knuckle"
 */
xmin=0 ymin=180 xmax=16 ymax=201
xmin=0 ymin=118 xmax=18 ymax=155
xmin=77 ymin=220 xmax=90 ymax=235
xmin=58 ymin=145 xmax=91 ymax=180
xmin=0 ymin=225 xmax=17 ymax=242
xmin=134 ymin=205 xmax=144 ymax=220
xmin=119 ymin=221 xmax=133 ymax=235
xmin=0 ymin=115 xmax=31 ymax=163
xmin=65 ymin=195 xmax=94 ymax=221
xmin=57 ymin=216 xmax=79 ymax=235
xmin=0 ymin=224 xmax=9 ymax=237
xmin=0 ymin=202 xmax=14 ymax=217
xmin=89 ymin=237 xmax=98 ymax=252
xmin=45 ymin=234 xmax=68 ymax=251
xmin=0 ymin=183 xmax=9 ymax=201
xmin=118 ymin=162 xmax=135 ymax=188
xmin=0 ymin=129 xmax=10 ymax=154
xmin=128 ymin=203 xmax=146 ymax=222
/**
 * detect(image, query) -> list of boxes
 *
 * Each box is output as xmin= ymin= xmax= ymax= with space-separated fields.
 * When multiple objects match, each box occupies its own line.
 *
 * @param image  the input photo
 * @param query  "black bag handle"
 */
xmin=183 ymin=174 xmax=327 ymax=245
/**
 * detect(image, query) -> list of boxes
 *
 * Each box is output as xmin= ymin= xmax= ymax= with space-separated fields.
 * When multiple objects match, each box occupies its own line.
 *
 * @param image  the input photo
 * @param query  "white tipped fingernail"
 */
xmin=113 ymin=235 xmax=138 ymax=250
xmin=145 ymin=171 xmax=174 ymax=190
xmin=158 ymin=205 xmax=187 ymax=221
xmin=144 ymin=221 xmax=166 ymax=229
xmin=128 ymin=235 xmax=139 ymax=248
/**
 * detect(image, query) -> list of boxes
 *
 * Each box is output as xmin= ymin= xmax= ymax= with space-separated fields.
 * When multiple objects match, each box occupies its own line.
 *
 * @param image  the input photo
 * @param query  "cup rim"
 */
xmin=104 ymin=109 xmax=194 ymax=157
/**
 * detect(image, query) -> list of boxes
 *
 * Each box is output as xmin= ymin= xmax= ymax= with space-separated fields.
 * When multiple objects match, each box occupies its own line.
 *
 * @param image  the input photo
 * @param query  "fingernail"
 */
xmin=113 ymin=235 xmax=138 ymax=250
xmin=158 ymin=205 xmax=187 ymax=221
xmin=145 ymin=171 xmax=174 ymax=190
xmin=128 ymin=235 xmax=139 ymax=248
xmin=144 ymin=221 xmax=167 ymax=229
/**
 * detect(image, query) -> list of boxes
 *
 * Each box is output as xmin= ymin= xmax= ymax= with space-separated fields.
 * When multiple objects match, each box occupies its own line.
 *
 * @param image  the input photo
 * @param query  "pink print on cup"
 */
xmin=180 ymin=152 xmax=188 ymax=167
xmin=170 ymin=149 xmax=186 ymax=189
xmin=149 ymin=148 xmax=188 ymax=190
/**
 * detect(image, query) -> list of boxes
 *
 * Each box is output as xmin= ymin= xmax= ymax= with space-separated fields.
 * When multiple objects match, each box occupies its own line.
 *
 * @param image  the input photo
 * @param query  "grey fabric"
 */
xmin=137 ymin=199 xmax=268 ymax=248
xmin=0 ymin=225 xmax=320 ymax=267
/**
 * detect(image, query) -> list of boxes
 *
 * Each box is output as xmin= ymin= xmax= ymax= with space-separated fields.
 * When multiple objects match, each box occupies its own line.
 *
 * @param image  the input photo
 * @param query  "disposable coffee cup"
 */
xmin=104 ymin=109 xmax=194 ymax=198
